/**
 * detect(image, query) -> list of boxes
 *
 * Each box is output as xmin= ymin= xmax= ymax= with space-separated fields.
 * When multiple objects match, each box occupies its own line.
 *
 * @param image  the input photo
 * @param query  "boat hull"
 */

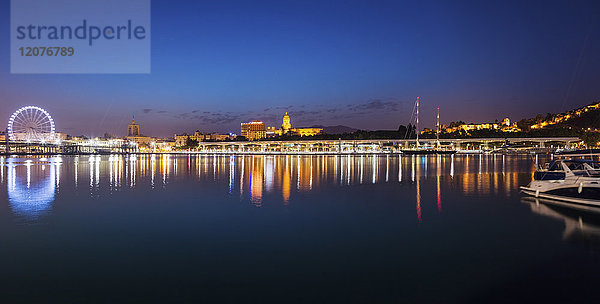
xmin=520 ymin=186 xmax=600 ymax=207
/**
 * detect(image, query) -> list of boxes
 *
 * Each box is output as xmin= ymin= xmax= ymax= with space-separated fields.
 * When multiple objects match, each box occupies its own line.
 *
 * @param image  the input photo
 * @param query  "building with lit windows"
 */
xmin=125 ymin=116 xmax=155 ymax=145
xmin=443 ymin=117 xmax=520 ymax=134
xmin=292 ymin=127 xmax=323 ymax=137
xmin=174 ymin=131 xmax=235 ymax=146
xmin=241 ymin=120 xmax=267 ymax=140
xmin=270 ymin=112 xmax=323 ymax=137
xmin=282 ymin=112 xmax=291 ymax=133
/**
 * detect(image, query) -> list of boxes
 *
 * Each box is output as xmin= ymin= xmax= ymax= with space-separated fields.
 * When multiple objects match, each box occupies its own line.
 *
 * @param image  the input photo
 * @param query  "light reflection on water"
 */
xmin=3 ymin=154 xmax=600 ymax=302
xmin=1 ymin=154 xmax=537 ymax=221
xmin=4 ymin=157 xmax=61 ymax=221
xmin=7 ymin=154 xmax=598 ymax=242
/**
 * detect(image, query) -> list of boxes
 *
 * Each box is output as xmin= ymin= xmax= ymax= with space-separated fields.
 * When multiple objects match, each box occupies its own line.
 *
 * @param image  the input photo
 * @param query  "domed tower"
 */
xmin=282 ymin=112 xmax=291 ymax=133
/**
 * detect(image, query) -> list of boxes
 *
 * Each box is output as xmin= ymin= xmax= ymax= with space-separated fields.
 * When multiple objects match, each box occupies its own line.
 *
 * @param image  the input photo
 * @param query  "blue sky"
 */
xmin=1 ymin=0 xmax=599 ymax=137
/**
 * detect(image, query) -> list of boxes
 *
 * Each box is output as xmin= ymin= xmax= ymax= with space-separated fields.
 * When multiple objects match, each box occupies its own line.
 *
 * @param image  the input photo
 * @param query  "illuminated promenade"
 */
xmin=0 ymin=137 xmax=582 ymax=155
xmin=188 ymin=137 xmax=581 ymax=154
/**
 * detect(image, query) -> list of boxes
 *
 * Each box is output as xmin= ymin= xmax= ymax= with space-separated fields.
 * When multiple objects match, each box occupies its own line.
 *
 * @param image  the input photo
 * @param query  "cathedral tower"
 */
xmin=282 ymin=112 xmax=291 ymax=133
xmin=128 ymin=116 xmax=140 ymax=136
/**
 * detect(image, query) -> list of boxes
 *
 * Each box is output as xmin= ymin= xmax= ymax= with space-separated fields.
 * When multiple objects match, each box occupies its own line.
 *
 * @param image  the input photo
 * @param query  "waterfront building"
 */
xmin=144 ymin=140 xmax=176 ymax=152
xmin=71 ymin=137 xmax=126 ymax=148
xmin=266 ymin=126 xmax=278 ymax=138
xmin=127 ymin=135 xmax=154 ymax=145
xmin=55 ymin=133 xmax=68 ymax=141
xmin=269 ymin=112 xmax=323 ymax=137
xmin=174 ymin=131 xmax=235 ymax=146
xmin=174 ymin=135 xmax=189 ymax=147
xmin=291 ymin=127 xmax=323 ymax=137
xmin=241 ymin=121 xmax=266 ymax=140
xmin=206 ymin=133 xmax=234 ymax=141
xmin=125 ymin=116 xmax=155 ymax=145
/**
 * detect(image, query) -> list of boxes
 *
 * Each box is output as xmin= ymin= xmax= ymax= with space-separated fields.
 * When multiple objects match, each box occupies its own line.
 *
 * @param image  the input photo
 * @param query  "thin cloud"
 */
xmin=347 ymin=99 xmax=403 ymax=112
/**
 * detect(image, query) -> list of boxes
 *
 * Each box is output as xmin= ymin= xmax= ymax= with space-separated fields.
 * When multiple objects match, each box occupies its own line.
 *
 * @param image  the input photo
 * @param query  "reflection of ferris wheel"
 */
xmin=7 ymin=106 xmax=56 ymax=142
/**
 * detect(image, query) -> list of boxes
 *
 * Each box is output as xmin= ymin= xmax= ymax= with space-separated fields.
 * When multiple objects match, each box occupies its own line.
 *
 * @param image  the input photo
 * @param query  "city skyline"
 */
xmin=1 ymin=0 xmax=600 ymax=137
xmin=2 ymin=99 xmax=596 ymax=140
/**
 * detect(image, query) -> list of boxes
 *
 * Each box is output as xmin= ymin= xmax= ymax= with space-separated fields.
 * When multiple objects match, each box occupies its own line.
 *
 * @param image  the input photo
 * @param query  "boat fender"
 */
xmin=578 ymin=183 xmax=583 ymax=194
xmin=535 ymin=190 xmax=539 ymax=197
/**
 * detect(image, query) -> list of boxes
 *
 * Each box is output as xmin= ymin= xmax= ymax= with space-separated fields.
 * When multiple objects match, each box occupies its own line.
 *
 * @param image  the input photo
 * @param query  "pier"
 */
xmin=1 ymin=140 xmax=138 ymax=155
xmin=190 ymin=137 xmax=581 ymax=154
xmin=0 ymin=137 xmax=582 ymax=155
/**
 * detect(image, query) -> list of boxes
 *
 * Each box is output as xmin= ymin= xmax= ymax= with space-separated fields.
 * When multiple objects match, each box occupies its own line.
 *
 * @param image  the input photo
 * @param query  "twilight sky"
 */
xmin=1 ymin=0 xmax=600 ymax=137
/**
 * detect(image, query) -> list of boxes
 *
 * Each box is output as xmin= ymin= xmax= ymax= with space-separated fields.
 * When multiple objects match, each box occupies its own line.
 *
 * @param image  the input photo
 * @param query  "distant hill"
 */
xmin=312 ymin=125 xmax=358 ymax=134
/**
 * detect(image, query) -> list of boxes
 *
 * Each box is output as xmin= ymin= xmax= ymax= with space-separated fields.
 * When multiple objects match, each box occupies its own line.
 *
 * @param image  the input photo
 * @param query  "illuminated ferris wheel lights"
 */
xmin=7 ymin=106 xmax=56 ymax=142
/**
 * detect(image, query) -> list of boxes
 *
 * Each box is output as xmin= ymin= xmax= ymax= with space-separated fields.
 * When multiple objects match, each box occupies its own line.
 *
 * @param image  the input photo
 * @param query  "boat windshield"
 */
xmin=547 ymin=160 xmax=600 ymax=171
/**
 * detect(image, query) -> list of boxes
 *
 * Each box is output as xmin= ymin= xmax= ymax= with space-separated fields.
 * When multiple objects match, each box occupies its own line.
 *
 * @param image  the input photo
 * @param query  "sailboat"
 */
xmin=400 ymin=97 xmax=456 ymax=155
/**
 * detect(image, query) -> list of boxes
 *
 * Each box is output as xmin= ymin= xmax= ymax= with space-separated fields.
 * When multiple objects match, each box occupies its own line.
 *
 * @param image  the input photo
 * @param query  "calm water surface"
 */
xmin=1 ymin=154 xmax=599 ymax=303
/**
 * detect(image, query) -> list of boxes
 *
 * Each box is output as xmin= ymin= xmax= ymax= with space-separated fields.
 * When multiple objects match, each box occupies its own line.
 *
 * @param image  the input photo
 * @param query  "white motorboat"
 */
xmin=520 ymin=159 xmax=600 ymax=206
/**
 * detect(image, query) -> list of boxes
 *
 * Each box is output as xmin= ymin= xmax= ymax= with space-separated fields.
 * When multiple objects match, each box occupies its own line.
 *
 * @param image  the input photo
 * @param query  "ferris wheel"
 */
xmin=7 ymin=106 xmax=56 ymax=142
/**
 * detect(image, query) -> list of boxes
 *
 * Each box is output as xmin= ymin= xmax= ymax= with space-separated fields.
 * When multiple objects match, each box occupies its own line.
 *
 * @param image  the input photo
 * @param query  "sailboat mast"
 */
xmin=416 ymin=96 xmax=420 ymax=147
xmin=436 ymin=107 xmax=440 ymax=148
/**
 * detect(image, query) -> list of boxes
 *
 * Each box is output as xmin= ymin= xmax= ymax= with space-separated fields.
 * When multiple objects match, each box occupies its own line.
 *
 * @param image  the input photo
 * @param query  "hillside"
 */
xmin=519 ymin=102 xmax=600 ymax=131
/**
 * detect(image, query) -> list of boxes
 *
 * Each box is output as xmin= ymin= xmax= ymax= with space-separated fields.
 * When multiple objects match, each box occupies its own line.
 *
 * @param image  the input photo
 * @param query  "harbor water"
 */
xmin=1 ymin=154 xmax=599 ymax=303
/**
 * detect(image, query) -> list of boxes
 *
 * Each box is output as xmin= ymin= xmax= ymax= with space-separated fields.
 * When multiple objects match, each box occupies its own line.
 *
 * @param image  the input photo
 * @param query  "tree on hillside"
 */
xmin=402 ymin=123 xmax=416 ymax=139
xmin=448 ymin=121 xmax=465 ymax=128
xmin=534 ymin=114 xmax=544 ymax=123
xmin=398 ymin=124 xmax=409 ymax=137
